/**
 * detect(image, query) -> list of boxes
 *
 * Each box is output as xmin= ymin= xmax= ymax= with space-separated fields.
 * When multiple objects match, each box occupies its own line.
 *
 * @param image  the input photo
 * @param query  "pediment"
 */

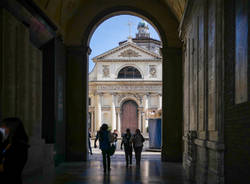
xmin=92 ymin=42 xmax=161 ymax=62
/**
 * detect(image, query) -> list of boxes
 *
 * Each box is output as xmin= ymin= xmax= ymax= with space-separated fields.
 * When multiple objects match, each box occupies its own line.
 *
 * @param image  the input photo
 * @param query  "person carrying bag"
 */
xmin=131 ymin=129 xmax=145 ymax=167
xmin=97 ymin=124 xmax=113 ymax=173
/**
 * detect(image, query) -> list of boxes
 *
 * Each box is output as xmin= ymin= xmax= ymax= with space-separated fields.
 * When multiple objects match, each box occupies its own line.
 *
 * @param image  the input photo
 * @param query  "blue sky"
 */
xmin=89 ymin=15 xmax=160 ymax=73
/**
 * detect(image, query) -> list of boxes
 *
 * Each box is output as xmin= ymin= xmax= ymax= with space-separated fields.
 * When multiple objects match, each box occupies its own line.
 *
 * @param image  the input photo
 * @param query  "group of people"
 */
xmin=92 ymin=123 xmax=145 ymax=172
xmin=0 ymin=117 xmax=29 ymax=184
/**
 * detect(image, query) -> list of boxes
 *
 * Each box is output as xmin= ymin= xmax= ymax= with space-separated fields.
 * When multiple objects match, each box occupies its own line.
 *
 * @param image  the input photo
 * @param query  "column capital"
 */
xmin=138 ymin=107 xmax=143 ymax=111
xmin=111 ymin=92 xmax=118 ymax=96
xmin=95 ymin=92 xmax=104 ymax=96
xmin=115 ymin=107 xmax=121 ymax=113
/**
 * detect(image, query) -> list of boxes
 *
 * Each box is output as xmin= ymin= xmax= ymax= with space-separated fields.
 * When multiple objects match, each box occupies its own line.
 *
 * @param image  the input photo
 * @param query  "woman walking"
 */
xmin=131 ymin=129 xmax=145 ymax=167
xmin=0 ymin=117 xmax=29 ymax=184
xmin=96 ymin=124 xmax=112 ymax=173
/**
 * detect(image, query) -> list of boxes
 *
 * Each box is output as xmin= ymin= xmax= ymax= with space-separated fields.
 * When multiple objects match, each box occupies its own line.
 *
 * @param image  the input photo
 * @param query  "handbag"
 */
xmin=109 ymin=143 xmax=116 ymax=156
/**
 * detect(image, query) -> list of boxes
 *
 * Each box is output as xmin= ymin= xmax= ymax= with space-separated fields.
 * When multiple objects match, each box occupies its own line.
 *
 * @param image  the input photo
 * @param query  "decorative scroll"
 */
xmin=149 ymin=65 xmax=157 ymax=78
xmin=235 ymin=0 xmax=248 ymax=104
xmin=118 ymin=49 xmax=141 ymax=57
xmin=102 ymin=65 xmax=110 ymax=77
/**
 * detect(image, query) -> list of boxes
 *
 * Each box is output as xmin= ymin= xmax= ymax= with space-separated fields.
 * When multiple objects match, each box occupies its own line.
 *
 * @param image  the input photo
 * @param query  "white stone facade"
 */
xmin=89 ymin=36 xmax=162 ymax=136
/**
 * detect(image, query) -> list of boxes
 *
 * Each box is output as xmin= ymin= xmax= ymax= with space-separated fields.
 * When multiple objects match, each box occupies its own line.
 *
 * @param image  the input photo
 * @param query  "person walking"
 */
xmin=88 ymin=128 xmax=93 ymax=155
xmin=95 ymin=124 xmax=112 ymax=173
xmin=0 ymin=117 xmax=29 ymax=184
xmin=112 ymin=129 xmax=118 ymax=149
xmin=121 ymin=128 xmax=133 ymax=167
xmin=131 ymin=129 xmax=145 ymax=167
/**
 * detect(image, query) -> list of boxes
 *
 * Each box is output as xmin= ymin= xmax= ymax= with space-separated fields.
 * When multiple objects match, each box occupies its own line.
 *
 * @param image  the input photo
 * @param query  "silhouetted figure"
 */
xmin=88 ymin=128 xmax=93 ymax=155
xmin=0 ymin=130 xmax=4 ymax=162
xmin=112 ymin=129 xmax=118 ymax=148
xmin=95 ymin=124 xmax=112 ymax=173
xmin=131 ymin=129 xmax=145 ymax=167
xmin=0 ymin=117 xmax=29 ymax=184
xmin=121 ymin=128 xmax=133 ymax=167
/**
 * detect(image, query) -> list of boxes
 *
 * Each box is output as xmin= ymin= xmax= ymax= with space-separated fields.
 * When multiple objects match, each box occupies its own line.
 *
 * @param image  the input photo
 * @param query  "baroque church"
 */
xmin=89 ymin=21 xmax=162 ymax=135
xmin=0 ymin=0 xmax=249 ymax=184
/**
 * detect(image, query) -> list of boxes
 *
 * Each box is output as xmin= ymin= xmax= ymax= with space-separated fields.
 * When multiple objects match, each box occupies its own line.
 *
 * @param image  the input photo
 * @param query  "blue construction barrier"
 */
xmin=148 ymin=118 xmax=161 ymax=149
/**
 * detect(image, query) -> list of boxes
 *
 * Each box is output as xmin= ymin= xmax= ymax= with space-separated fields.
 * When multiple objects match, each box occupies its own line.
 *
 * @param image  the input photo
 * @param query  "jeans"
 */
xmin=102 ymin=149 xmax=110 ymax=171
xmin=125 ymin=147 xmax=132 ymax=166
xmin=134 ymin=146 xmax=143 ymax=165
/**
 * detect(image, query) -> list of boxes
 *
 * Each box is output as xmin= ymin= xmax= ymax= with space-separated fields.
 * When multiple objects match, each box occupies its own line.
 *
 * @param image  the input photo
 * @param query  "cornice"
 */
xmin=93 ymin=59 xmax=162 ymax=63
xmin=92 ymin=41 xmax=161 ymax=62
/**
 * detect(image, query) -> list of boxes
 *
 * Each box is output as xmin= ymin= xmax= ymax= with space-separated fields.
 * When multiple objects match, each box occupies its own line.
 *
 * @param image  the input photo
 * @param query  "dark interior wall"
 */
xmin=224 ymin=0 xmax=250 ymax=183
xmin=0 ymin=8 xmax=2 ymax=120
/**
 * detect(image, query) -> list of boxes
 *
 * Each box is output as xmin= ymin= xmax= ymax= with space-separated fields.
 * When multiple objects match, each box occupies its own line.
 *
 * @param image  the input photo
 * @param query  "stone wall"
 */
xmin=0 ymin=8 xmax=54 ymax=177
xmin=224 ymin=0 xmax=250 ymax=183
xmin=181 ymin=0 xmax=224 ymax=183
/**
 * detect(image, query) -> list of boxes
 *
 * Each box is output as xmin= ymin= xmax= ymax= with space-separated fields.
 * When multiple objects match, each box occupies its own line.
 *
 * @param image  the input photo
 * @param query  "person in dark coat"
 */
xmin=131 ymin=129 xmax=145 ymax=167
xmin=121 ymin=128 xmax=133 ymax=167
xmin=0 ymin=117 xmax=29 ymax=184
xmin=95 ymin=124 xmax=112 ymax=173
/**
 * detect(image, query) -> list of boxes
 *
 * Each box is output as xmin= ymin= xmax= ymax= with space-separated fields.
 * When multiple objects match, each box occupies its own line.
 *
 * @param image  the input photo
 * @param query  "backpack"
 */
xmin=123 ymin=133 xmax=132 ymax=147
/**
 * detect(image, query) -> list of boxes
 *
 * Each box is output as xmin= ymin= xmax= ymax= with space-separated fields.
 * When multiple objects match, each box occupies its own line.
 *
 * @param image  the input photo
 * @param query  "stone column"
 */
xmin=138 ymin=108 xmax=141 ymax=131
xmin=111 ymin=94 xmax=116 ymax=131
xmin=159 ymin=94 xmax=162 ymax=109
xmin=162 ymin=47 xmax=182 ymax=162
xmin=66 ymin=45 xmax=91 ymax=161
xmin=91 ymin=111 xmax=94 ymax=133
xmin=116 ymin=108 xmax=121 ymax=135
xmin=143 ymin=94 xmax=149 ymax=128
xmin=95 ymin=94 xmax=102 ymax=131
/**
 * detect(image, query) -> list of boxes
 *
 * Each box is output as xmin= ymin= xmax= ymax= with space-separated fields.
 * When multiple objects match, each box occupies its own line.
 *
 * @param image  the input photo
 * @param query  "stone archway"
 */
xmin=121 ymin=100 xmax=139 ymax=134
xmin=65 ymin=4 xmax=183 ymax=162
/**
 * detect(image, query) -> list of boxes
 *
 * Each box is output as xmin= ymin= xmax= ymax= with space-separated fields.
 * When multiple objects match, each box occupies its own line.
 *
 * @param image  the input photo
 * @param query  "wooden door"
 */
xmin=121 ymin=100 xmax=138 ymax=134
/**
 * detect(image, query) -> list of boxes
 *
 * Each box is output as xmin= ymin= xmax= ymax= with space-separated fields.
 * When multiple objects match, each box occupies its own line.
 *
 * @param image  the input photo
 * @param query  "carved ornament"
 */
xmin=118 ymin=49 xmax=141 ymax=57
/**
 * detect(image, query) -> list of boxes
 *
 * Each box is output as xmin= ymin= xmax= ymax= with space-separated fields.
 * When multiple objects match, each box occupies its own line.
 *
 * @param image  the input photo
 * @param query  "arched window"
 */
xmin=117 ymin=66 xmax=142 ymax=79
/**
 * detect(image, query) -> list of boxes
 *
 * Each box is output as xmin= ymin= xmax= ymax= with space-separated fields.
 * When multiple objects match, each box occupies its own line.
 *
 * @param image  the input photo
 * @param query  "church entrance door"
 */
xmin=121 ymin=100 xmax=138 ymax=134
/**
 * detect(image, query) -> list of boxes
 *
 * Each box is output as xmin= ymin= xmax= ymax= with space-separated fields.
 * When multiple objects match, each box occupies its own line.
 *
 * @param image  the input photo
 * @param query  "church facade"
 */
xmin=89 ymin=21 xmax=162 ymax=135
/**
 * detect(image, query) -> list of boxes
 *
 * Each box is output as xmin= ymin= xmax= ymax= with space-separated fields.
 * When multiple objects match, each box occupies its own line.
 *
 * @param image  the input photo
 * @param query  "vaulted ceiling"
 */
xmin=163 ymin=0 xmax=187 ymax=21
xmin=32 ymin=0 xmax=187 ymax=35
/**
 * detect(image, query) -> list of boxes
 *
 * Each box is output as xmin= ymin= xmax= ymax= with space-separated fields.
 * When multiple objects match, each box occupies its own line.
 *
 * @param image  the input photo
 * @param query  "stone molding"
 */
xmin=118 ymin=93 xmax=143 ymax=106
xmin=95 ymin=85 xmax=162 ymax=92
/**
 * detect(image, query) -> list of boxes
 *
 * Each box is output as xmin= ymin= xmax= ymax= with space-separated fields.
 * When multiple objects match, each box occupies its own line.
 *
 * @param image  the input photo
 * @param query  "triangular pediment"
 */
xmin=92 ymin=41 xmax=161 ymax=62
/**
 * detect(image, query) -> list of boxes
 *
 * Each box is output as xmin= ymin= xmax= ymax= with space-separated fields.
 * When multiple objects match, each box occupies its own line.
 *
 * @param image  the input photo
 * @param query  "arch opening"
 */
xmin=66 ymin=5 xmax=183 ymax=163
xmin=118 ymin=66 xmax=142 ymax=79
